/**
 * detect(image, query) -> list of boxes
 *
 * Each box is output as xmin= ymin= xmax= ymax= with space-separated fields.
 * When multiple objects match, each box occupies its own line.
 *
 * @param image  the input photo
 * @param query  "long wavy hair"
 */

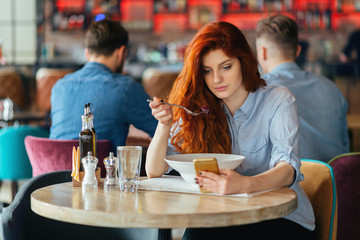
xmin=167 ymin=21 xmax=266 ymax=154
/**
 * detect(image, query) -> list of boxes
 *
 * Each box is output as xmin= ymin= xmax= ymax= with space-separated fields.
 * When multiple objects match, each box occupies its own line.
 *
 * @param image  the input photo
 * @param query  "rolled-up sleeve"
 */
xmin=269 ymin=89 xmax=303 ymax=186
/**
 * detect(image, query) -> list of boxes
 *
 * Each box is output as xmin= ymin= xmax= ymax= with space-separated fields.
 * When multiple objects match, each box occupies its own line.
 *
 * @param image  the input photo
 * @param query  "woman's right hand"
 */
xmin=146 ymin=97 xmax=173 ymax=178
xmin=148 ymin=97 xmax=173 ymax=126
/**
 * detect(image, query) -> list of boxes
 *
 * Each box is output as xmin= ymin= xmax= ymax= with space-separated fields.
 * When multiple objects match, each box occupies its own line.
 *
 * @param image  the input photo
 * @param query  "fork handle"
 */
xmin=148 ymin=99 xmax=187 ymax=111
xmin=160 ymin=101 xmax=187 ymax=110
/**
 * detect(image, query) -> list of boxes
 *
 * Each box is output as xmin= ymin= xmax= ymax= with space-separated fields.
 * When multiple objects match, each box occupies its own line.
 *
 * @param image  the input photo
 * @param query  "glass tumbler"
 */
xmin=117 ymin=146 xmax=142 ymax=192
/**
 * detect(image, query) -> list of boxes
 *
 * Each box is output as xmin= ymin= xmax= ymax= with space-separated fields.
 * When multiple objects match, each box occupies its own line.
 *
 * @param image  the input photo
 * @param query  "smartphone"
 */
xmin=193 ymin=157 xmax=219 ymax=193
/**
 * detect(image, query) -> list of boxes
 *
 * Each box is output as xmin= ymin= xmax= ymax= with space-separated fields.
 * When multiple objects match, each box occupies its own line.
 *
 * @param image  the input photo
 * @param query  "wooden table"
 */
xmin=31 ymin=182 xmax=297 ymax=239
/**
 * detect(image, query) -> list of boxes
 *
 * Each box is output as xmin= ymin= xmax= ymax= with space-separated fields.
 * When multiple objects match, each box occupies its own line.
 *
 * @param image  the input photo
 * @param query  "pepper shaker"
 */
xmin=103 ymin=152 xmax=118 ymax=188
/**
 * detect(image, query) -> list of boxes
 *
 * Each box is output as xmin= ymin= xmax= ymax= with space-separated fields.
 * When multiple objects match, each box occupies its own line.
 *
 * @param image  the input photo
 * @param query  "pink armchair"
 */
xmin=25 ymin=136 xmax=112 ymax=178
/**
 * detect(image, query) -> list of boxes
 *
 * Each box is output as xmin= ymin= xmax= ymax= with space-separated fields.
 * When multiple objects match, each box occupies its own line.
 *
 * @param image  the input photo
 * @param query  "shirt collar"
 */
xmin=237 ymin=90 xmax=255 ymax=117
xmin=270 ymin=62 xmax=301 ymax=73
xmin=222 ymin=90 xmax=256 ymax=119
xmin=84 ymin=62 xmax=113 ymax=73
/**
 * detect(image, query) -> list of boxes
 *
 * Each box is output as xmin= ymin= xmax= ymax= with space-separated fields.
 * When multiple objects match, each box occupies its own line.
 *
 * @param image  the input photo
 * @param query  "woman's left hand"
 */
xmin=196 ymin=169 xmax=251 ymax=195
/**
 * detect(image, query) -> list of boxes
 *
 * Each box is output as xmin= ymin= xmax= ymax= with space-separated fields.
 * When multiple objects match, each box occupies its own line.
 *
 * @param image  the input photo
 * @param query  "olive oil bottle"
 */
xmin=79 ymin=103 xmax=97 ymax=171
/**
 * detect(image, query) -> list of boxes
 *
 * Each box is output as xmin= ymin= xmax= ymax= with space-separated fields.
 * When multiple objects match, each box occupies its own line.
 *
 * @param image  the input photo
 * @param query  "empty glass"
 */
xmin=117 ymin=146 xmax=142 ymax=192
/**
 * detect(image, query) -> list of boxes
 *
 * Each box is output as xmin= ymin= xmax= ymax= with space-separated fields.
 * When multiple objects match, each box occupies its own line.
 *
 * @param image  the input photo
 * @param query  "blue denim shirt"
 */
xmin=50 ymin=62 xmax=157 ymax=151
xmin=168 ymin=85 xmax=315 ymax=230
xmin=262 ymin=62 xmax=350 ymax=162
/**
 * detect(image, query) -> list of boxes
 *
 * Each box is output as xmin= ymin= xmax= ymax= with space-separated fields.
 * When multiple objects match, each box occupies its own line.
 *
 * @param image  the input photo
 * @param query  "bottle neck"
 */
xmin=81 ymin=115 xmax=93 ymax=130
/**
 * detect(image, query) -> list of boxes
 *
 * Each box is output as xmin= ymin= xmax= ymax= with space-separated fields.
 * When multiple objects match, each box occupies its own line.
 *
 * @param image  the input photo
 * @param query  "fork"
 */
xmin=147 ymin=99 xmax=204 ymax=116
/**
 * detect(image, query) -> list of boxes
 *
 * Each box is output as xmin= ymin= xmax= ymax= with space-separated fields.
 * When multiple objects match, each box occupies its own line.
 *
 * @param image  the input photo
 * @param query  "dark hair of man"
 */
xmin=85 ymin=19 xmax=129 ymax=57
xmin=256 ymin=15 xmax=299 ymax=59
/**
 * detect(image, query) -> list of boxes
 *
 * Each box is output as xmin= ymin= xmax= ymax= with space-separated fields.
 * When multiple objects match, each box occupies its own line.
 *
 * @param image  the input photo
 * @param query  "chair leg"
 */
xmin=10 ymin=181 xmax=18 ymax=202
xmin=158 ymin=229 xmax=172 ymax=240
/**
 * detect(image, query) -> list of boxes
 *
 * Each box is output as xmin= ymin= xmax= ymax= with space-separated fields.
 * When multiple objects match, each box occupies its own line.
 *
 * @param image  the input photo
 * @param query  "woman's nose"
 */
xmin=213 ymin=71 xmax=222 ymax=83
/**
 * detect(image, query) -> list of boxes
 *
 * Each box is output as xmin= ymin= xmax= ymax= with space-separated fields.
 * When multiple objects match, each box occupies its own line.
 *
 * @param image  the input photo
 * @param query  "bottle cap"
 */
xmin=84 ymin=103 xmax=89 ymax=114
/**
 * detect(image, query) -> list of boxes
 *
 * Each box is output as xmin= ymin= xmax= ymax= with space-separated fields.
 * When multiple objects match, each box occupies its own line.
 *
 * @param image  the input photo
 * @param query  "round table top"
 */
xmin=31 ymin=182 xmax=297 ymax=229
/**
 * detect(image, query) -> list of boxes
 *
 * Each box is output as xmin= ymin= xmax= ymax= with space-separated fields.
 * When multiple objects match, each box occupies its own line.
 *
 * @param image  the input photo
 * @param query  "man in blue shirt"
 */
xmin=50 ymin=19 xmax=157 ymax=151
xmin=255 ymin=14 xmax=350 ymax=162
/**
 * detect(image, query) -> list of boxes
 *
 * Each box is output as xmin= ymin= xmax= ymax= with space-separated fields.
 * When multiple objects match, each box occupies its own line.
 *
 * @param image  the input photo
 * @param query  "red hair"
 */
xmin=168 ymin=21 xmax=266 ymax=154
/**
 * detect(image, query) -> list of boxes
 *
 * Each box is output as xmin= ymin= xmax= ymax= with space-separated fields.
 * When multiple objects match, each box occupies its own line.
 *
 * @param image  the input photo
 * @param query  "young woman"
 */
xmin=146 ymin=21 xmax=315 ymax=239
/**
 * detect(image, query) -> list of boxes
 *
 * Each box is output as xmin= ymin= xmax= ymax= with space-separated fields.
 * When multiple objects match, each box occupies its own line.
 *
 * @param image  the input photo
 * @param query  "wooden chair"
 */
xmin=328 ymin=152 xmax=360 ymax=240
xmin=142 ymin=68 xmax=178 ymax=99
xmin=300 ymin=160 xmax=337 ymax=240
xmin=0 ymin=67 xmax=25 ymax=109
xmin=35 ymin=68 xmax=74 ymax=112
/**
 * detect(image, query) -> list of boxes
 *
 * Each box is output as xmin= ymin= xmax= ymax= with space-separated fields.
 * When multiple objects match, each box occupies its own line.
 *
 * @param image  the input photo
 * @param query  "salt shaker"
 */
xmin=82 ymin=151 xmax=98 ymax=189
xmin=103 ymin=152 xmax=118 ymax=188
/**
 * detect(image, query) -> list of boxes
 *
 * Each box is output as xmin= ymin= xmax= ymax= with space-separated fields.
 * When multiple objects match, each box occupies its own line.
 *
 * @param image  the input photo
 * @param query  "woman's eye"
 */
xmin=223 ymin=65 xmax=231 ymax=70
xmin=202 ymin=69 xmax=211 ymax=74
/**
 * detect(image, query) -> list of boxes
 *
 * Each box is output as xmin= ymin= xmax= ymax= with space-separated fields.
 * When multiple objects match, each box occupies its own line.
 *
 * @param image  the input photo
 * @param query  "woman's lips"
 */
xmin=215 ymin=86 xmax=227 ymax=92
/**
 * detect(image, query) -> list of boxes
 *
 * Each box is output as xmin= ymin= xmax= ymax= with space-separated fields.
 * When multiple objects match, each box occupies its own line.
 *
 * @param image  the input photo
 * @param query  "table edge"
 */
xmin=30 ymin=183 xmax=297 ymax=228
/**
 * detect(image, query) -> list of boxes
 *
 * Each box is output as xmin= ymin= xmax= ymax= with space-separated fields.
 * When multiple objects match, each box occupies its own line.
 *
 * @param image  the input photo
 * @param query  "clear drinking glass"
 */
xmin=117 ymin=146 xmax=142 ymax=192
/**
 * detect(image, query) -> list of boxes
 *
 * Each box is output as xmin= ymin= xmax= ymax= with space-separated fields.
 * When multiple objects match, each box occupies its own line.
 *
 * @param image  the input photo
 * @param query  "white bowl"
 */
xmin=164 ymin=153 xmax=245 ymax=184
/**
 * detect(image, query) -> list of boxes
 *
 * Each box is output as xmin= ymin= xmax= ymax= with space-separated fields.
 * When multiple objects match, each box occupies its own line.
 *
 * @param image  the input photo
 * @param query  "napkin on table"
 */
xmin=138 ymin=175 xmax=274 ymax=198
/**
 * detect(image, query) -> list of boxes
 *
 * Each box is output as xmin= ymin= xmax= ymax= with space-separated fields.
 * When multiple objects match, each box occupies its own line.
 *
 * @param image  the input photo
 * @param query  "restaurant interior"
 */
xmin=1 ymin=0 xmax=360 ymax=239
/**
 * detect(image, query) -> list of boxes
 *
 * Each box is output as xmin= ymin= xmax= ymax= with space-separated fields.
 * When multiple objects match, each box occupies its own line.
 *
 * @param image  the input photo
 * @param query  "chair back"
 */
xmin=328 ymin=152 xmax=360 ymax=240
xmin=142 ymin=68 xmax=178 ymax=99
xmin=25 ymin=136 xmax=112 ymax=178
xmin=35 ymin=68 xmax=74 ymax=111
xmin=299 ymin=160 xmax=337 ymax=240
xmin=0 ymin=68 xmax=25 ymax=108
xmin=0 ymin=126 xmax=49 ymax=180
xmin=1 ymin=170 xmax=160 ymax=240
